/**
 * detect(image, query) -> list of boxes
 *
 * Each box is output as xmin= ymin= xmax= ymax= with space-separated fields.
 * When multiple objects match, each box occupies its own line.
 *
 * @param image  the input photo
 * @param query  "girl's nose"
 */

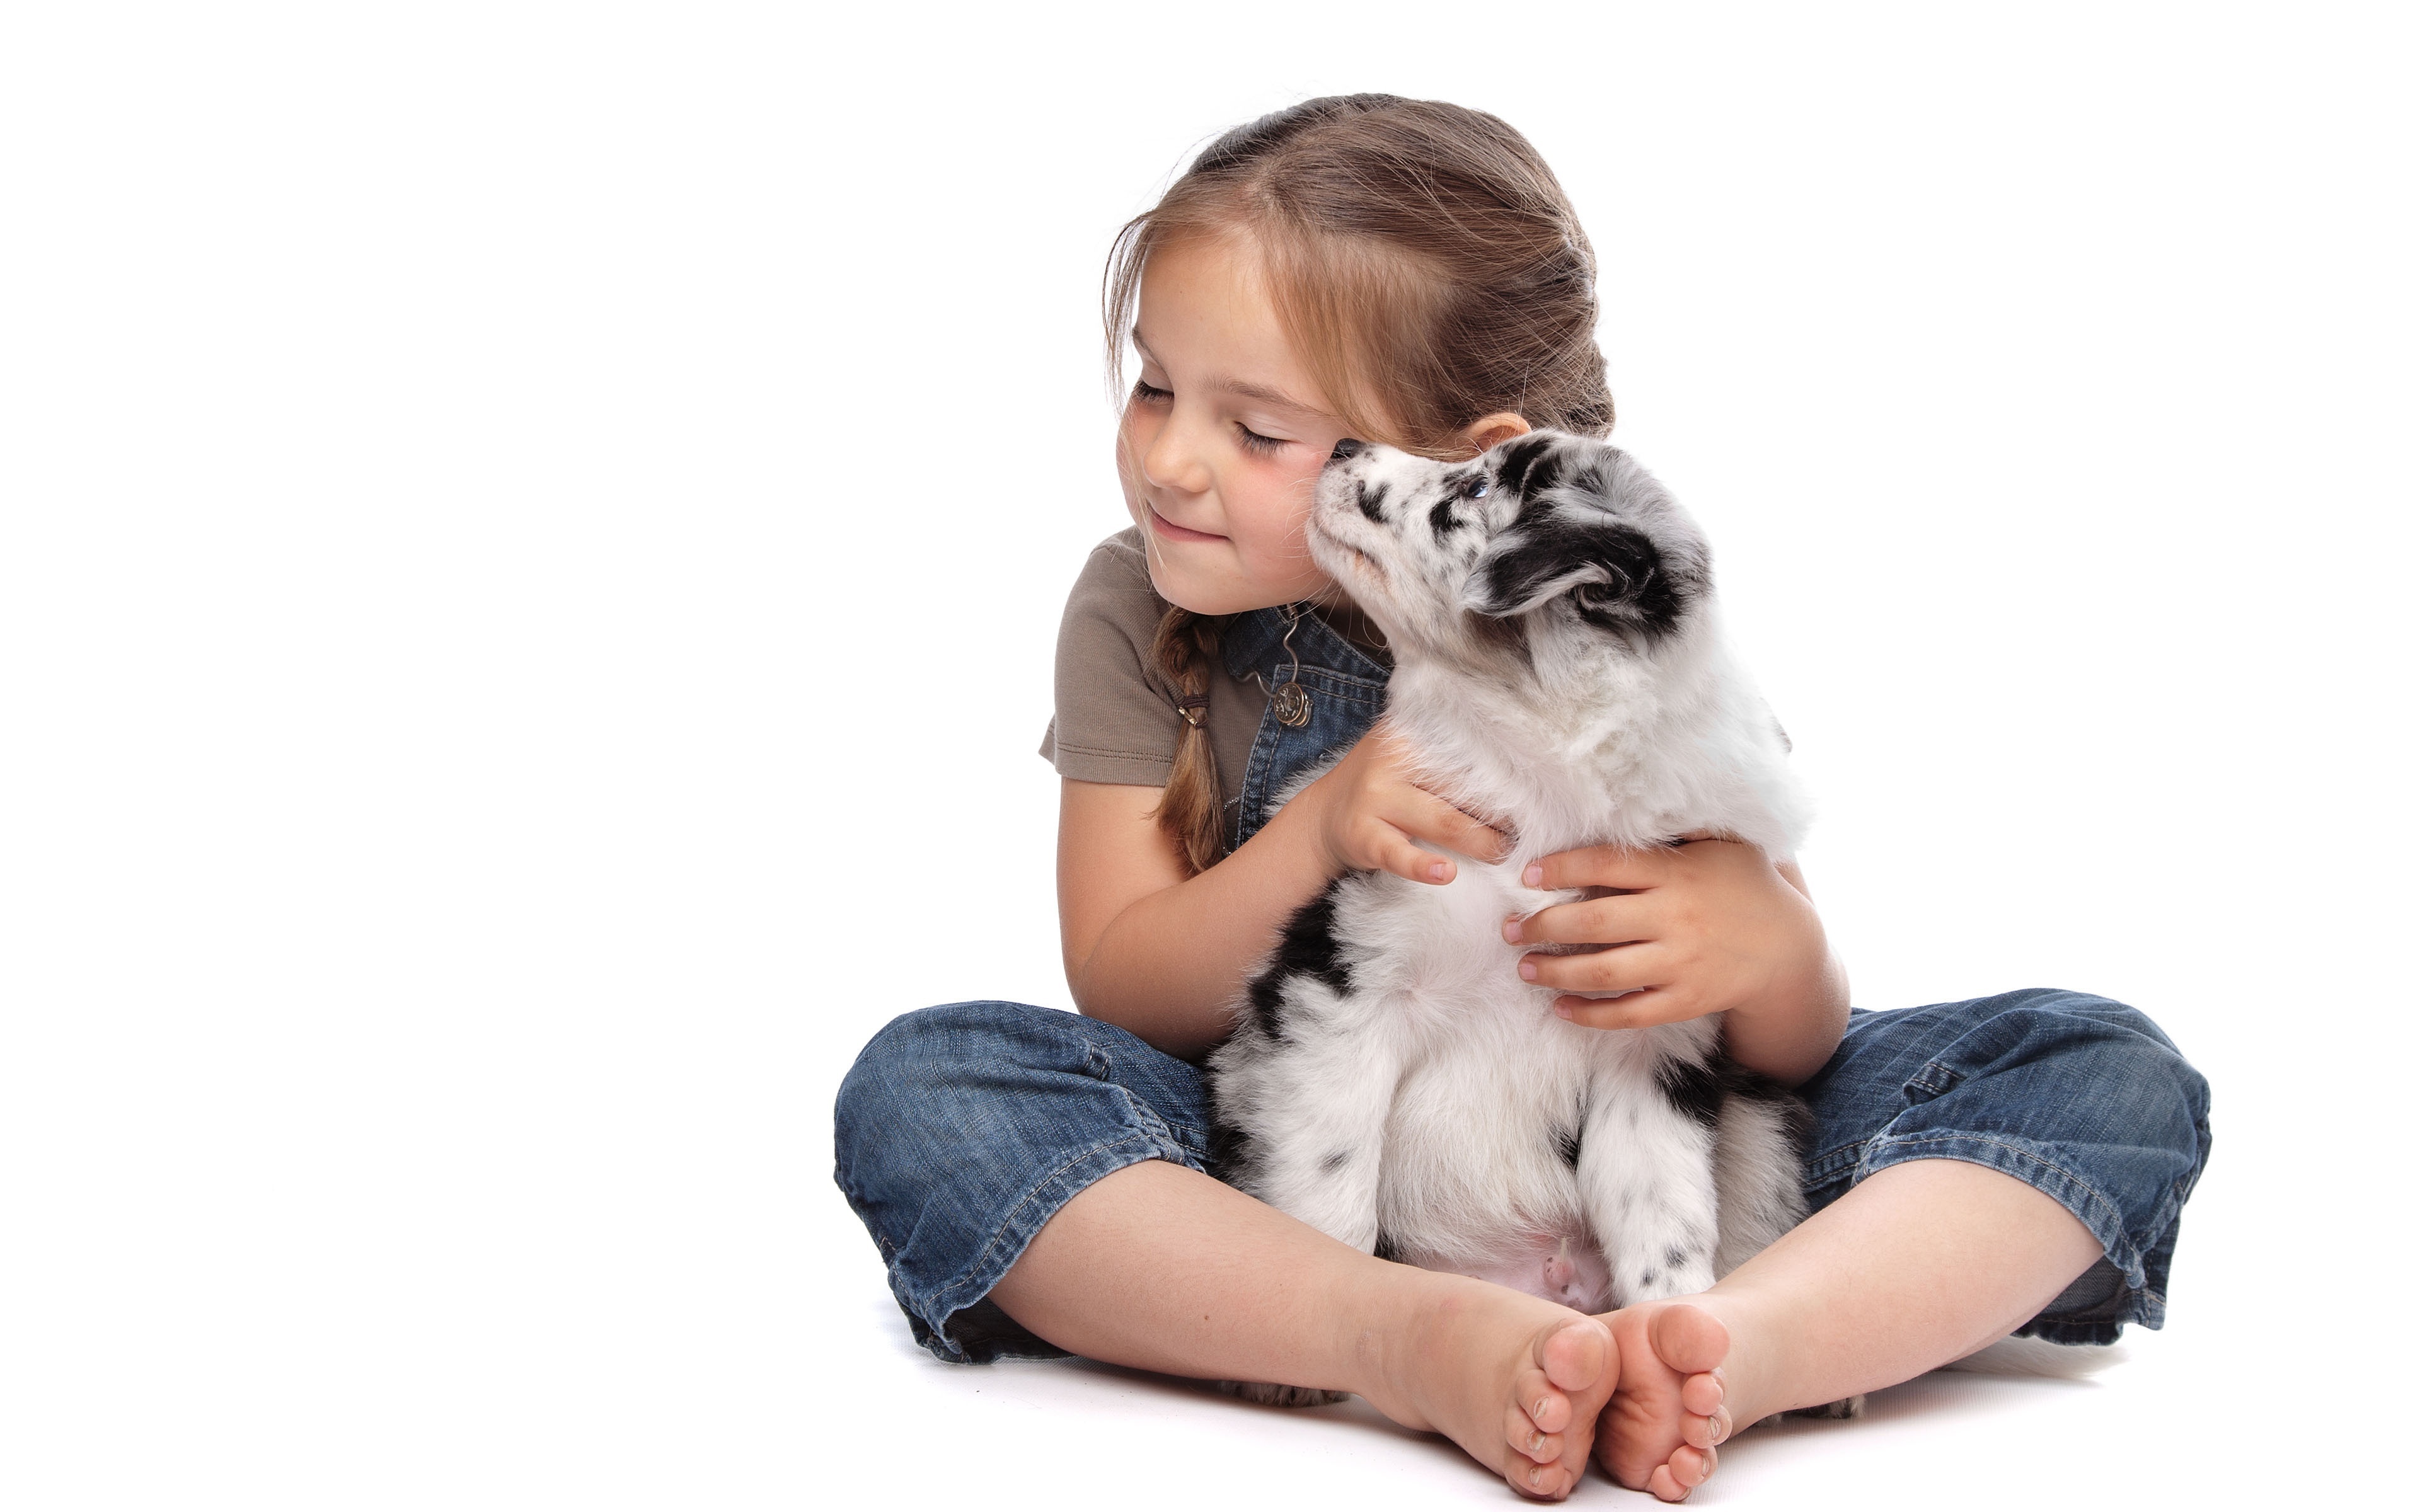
xmin=1141 ymin=413 xmax=1213 ymax=495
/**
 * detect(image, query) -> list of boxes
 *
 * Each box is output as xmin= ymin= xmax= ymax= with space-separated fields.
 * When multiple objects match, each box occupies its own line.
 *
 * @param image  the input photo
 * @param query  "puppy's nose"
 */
xmin=1330 ymin=438 xmax=1364 ymax=461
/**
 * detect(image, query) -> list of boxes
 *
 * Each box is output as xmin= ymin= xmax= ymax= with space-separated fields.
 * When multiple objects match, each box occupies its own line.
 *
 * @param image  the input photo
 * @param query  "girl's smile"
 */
xmin=1142 ymin=501 xmax=1228 ymax=544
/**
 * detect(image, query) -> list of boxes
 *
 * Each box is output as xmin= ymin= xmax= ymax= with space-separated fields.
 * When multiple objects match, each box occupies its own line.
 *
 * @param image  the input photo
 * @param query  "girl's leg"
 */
xmin=991 ymin=1159 xmax=1619 ymax=1500
xmin=835 ymin=1002 xmax=1616 ymax=1501
xmin=1596 ymin=988 xmax=2214 ymax=1501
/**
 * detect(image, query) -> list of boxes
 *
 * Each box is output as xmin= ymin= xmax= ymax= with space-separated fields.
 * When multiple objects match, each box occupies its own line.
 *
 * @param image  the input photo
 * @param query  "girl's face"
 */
xmin=1118 ymin=238 xmax=1357 ymax=616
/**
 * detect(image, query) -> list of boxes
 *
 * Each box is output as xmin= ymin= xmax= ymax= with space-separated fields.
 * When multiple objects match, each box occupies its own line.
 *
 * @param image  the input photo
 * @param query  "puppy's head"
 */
xmin=1307 ymin=432 xmax=1710 ymax=665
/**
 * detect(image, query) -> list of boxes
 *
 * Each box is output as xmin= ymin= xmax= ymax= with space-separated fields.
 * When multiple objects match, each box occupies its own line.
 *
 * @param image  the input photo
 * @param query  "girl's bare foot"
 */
xmin=1356 ymin=1277 xmax=1619 ymax=1501
xmin=1598 ymin=1300 xmax=1736 ymax=1502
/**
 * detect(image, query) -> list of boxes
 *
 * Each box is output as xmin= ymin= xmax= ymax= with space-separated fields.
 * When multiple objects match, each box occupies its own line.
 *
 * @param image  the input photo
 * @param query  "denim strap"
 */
xmin=1219 ymin=605 xmax=1391 ymax=852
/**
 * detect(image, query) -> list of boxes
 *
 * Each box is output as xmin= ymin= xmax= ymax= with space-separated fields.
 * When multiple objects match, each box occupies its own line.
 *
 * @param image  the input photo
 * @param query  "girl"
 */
xmin=835 ymin=95 xmax=2210 ymax=1503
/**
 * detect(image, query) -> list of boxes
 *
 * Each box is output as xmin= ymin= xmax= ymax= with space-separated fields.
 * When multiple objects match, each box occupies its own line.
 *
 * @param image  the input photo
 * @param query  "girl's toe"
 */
xmin=1680 ymin=1370 xmax=1724 ymax=1417
xmin=1512 ymin=1365 xmax=1570 ymax=1434
xmin=1504 ymin=1402 xmax=1562 ymax=1464
xmin=1511 ymin=1456 xmax=1574 ymax=1501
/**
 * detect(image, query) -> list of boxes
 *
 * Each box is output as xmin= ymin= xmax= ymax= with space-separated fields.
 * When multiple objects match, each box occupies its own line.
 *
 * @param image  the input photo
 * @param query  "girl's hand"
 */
xmin=1501 ymin=838 xmax=1829 ymax=1033
xmin=1305 ymin=719 xmax=1511 ymax=885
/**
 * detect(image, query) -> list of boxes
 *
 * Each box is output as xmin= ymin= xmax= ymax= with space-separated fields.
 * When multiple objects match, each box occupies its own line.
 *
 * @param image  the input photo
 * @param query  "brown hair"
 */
xmin=1105 ymin=94 xmax=1615 ymax=873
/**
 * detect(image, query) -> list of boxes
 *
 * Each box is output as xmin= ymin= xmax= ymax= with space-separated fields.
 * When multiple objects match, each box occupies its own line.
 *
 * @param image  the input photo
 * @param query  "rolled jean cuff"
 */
xmin=902 ymin=1127 xmax=1197 ymax=1363
xmin=1845 ymin=1128 xmax=2188 ymax=1345
xmin=1795 ymin=992 xmax=2212 ymax=1346
xmin=834 ymin=1002 xmax=1223 ymax=1366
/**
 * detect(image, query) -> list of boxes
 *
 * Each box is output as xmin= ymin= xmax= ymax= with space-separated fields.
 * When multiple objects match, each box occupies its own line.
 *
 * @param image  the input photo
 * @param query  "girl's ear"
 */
xmin=1458 ymin=411 xmax=1532 ymax=456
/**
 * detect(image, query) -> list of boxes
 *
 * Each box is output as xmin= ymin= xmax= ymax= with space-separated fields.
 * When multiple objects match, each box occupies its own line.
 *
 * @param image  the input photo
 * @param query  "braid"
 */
xmin=1149 ymin=606 xmax=1230 ymax=874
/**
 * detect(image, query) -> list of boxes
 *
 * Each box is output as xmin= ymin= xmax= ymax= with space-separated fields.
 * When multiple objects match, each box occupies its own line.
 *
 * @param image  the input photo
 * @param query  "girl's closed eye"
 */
xmin=1132 ymin=378 xmax=1173 ymax=404
xmin=1234 ymin=421 xmax=1287 ymax=455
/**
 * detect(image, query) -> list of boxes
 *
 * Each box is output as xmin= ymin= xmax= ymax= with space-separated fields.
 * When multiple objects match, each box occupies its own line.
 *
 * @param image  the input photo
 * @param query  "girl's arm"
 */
xmin=1056 ymin=780 xmax=1330 ymax=1060
xmin=1059 ymin=723 xmax=1506 ymax=1060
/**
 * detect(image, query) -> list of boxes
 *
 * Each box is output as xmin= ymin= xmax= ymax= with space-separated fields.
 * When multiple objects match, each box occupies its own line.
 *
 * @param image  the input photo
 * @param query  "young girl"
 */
xmin=835 ymin=95 xmax=2210 ymax=1503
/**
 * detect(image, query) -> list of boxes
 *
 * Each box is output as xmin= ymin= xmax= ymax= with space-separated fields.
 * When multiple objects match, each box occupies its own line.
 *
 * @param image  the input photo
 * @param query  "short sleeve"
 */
xmin=1038 ymin=530 xmax=1183 ymax=788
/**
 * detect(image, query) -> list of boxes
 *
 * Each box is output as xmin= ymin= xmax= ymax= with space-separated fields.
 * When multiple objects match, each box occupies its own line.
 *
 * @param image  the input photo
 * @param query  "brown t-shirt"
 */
xmin=1037 ymin=527 xmax=1265 ymax=820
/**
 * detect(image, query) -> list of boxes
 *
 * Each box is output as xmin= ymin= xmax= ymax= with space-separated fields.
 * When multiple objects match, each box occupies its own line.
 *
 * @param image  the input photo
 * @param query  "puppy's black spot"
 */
xmin=1320 ymin=1148 xmax=1351 ymax=1174
xmin=1428 ymin=498 xmax=1462 ymax=541
xmin=1208 ymin=1118 xmax=1257 ymax=1187
xmin=1655 ymin=1057 xmax=1723 ymax=1130
xmin=1373 ymin=1230 xmax=1403 ymax=1263
xmin=1243 ymin=885 xmax=1352 ymax=1038
xmin=1494 ymin=433 xmax=1567 ymax=498
xmin=1664 ymin=1245 xmax=1691 ymax=1269
xmin=1492 ymin=517 xmax=1684 ymax=639
xmin=1356 ymin=481 xmax=1386 ymax=524
xmin=1639 ymin=1269 xmax=1659 ymax=1290
xmin=1553 ymin=1125 xmax=1583 ymax=1169
xmin=1243 ymin=971 xmax=1287 ymax=1040
xmin=1274 ymin=886 xmax=1353 ymax=995
xmin=1572 ymin=532 xmax=1684 ymax=638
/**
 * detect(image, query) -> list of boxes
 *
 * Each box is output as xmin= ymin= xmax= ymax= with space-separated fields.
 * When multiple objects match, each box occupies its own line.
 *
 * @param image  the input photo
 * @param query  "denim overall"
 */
xmin=1218 ymin=604 xmax=1392 ymax=851
xmin=834 ymin=608 xmax=2213 ymax=1365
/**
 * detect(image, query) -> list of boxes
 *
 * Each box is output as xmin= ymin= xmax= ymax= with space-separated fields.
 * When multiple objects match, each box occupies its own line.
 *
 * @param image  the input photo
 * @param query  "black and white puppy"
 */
xmin=1208 ymin=432 xmax=1819 ymax=1402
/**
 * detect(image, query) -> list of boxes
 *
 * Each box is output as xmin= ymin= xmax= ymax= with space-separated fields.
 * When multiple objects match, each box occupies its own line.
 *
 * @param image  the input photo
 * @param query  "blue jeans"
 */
xmin=834 ymin=989 xmax=2212 ymax=1363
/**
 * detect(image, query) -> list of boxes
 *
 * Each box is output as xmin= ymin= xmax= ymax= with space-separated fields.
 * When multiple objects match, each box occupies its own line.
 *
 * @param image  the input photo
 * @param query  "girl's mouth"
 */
xmin=1146 ymin=503 xmax=1226 ymax=543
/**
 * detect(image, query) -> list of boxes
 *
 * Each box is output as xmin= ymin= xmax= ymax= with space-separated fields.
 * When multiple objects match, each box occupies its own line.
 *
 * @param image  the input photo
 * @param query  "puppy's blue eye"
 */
xmin=1465 ymin=477 xmax=1491 ymax=500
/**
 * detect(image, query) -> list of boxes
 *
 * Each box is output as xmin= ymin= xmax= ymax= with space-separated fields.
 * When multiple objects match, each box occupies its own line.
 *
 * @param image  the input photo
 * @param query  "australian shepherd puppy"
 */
xmin=1207 ymin=432 xmax=1823 ymax=1407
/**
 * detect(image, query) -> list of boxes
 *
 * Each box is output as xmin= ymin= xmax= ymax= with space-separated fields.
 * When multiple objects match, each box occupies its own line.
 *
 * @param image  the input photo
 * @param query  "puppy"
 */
xmin=1207 ymin=432 xmax=1828 ymax=1409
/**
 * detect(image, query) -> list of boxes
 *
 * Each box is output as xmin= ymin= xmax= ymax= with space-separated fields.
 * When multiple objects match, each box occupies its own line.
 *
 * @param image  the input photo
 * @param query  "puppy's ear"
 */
xmin=1462 ymin=503 xmax=1690 ymax=636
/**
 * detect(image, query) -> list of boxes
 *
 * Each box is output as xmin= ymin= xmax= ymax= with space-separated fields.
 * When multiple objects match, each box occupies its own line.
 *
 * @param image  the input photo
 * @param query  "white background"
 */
xmin=4 ymin=3 xmax=2415 ymax=1508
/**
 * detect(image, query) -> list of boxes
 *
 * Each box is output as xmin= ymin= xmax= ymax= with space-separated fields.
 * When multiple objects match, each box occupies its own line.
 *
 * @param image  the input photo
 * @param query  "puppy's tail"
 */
xmin=1941 ymin=1334 xmax=2128 ymax=1378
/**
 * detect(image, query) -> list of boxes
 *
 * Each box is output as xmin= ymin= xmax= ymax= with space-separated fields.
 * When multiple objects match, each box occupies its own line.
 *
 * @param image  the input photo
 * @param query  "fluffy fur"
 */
xmin=1207 ymin=432 xmax=1829 ymax=1407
